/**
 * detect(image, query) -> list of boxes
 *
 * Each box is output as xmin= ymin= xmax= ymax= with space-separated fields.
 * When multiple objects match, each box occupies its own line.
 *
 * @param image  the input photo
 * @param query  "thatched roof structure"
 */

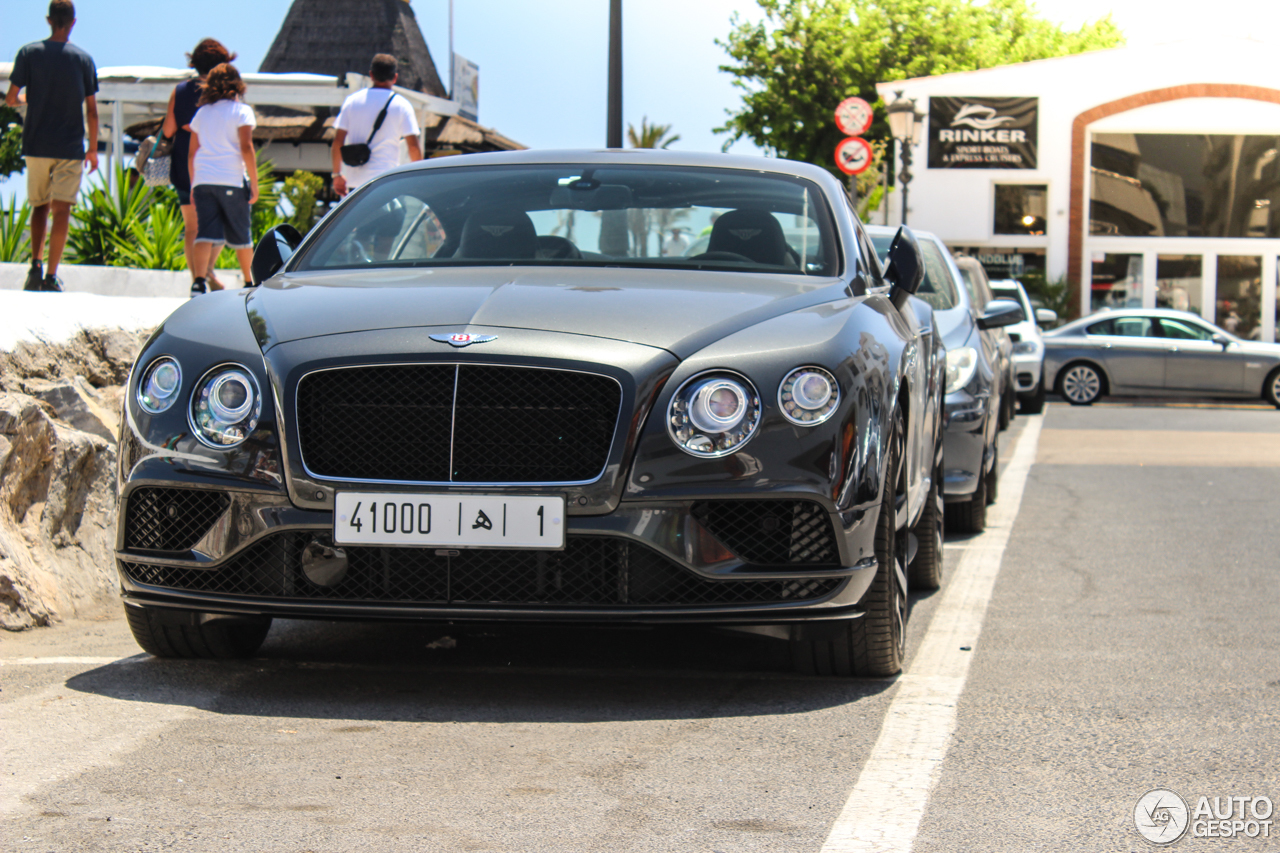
xmin=261 ymin=0 xmax=448 ymax=98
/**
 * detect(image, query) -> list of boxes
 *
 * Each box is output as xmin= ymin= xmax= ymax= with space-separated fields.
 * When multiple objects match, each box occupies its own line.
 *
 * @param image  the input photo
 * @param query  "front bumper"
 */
xmin=941 ymin=391 xmax=989 ymax=500
xmin=1011 ymin=353 xmax=1043 ymax=393
xmin=115 ymin=484 xmax=880 ymax=625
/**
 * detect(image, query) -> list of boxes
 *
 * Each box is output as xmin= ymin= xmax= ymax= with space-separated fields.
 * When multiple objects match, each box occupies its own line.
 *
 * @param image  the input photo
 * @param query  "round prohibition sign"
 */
xmin=835 ymin=136 xmax=874 ymax=175
xmin=834 ymin=96 xmax=874 ymax=136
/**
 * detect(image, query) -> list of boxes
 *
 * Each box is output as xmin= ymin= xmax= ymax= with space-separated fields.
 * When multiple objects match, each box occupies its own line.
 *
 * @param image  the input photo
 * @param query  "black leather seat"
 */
xmin=705 ymin=208 xmax=793 ymax=266
xmin=535 ymin=235 xmax=582 ymax=260
xmin=455 ymin=208 xmax=538 ymax=260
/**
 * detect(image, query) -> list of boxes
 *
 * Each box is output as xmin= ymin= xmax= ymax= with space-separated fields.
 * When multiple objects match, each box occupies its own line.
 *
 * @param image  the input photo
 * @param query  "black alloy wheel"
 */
xmin=1059 ymin=362 xmax=1104 ymax=405
xmin=791 ymin=412 xmax=908 ymax=677
xmin=125 ymin=604 xmax=272 ymax=659
xmin=908 ymin=426 xmax=945 ymax=591
xmin=985 ymin=436 xmax=999 ymax=505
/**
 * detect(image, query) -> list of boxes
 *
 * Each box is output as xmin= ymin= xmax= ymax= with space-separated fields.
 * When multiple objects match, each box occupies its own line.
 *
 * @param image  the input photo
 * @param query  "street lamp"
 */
xmin=886 ymin=91 xmax=925 ymax=226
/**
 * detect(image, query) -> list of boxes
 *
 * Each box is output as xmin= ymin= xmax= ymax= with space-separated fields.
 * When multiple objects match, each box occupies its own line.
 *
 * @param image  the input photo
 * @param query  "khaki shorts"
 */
xmin=26 ymin=156 xmax=84 ymax=206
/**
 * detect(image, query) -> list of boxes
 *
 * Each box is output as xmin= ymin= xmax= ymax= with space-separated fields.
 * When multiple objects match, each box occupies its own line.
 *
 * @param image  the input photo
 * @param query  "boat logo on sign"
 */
xmin=430 ymin=333 xmax=498 ymax=348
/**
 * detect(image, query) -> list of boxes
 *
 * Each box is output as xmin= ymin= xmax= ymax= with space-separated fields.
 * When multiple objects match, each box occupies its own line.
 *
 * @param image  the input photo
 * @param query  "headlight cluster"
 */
xmin=137 ymin=357 xmax=182 ymax=414
xmin=1012 ymin=340 xmax=1041 ymax=356
xmin=134 ymin=357 xmax=263 ymax=448
xmin=778 ymin=367 xmax=840 ymax=426
xmin=668 ymin=372 xmax=762 ymax=457
xmin=668 ymin=366 xmax=842 ymax=457
xmin=945 ymin=346 xmax=979 ymax=394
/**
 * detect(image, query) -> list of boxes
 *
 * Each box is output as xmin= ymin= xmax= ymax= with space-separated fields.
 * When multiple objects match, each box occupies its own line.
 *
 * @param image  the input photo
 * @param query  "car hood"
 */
xmin=247 ymin=266 xmax=849 ymax=358
xmin=933 ymin=305 xmax=974 ymax=348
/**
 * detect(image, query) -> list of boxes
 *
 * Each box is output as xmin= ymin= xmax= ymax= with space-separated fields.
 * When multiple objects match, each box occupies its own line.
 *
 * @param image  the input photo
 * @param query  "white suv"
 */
xmin=989 ymin=279 xmax=1057 ymax=414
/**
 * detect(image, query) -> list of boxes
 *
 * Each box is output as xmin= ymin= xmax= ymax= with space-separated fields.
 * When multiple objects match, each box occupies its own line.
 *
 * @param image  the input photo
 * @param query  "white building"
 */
xmin=876 ymin=36 xmax=1280 ymax=342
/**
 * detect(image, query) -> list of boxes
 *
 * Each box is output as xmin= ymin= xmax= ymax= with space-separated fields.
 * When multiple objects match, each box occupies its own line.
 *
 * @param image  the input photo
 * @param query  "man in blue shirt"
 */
xmin=5 ymin=0 xmax=99 ymax=292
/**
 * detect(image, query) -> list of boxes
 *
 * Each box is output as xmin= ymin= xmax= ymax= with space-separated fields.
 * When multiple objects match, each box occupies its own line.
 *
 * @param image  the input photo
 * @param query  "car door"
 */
xmin=1085 ymin=316 xmax=1165 ymax=392
xmin=1157 ymin=316 xmax=1248 ymax=392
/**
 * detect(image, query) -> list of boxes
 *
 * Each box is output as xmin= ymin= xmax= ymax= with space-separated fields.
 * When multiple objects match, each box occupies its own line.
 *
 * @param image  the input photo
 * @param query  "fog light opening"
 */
xmin=301 ymin=538 xmax=348 ymax=587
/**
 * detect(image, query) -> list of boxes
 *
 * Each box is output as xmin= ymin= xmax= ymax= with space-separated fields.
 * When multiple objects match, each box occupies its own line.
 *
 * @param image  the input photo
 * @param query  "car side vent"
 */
xmin=693 ymin=500 xmax=840 ymax=565
xmin=123 ymin=487 xmax=231 ymax=552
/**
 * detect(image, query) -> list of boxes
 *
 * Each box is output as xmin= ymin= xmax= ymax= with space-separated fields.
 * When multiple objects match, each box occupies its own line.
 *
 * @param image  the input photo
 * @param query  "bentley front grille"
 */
xmin=119 ymin=533 xmax=843 ymax=607
xmin=693 ymin=500 xmax=840 ymax=566
xmin=123 ymin=487 xmax=231 ymax=553
xmin=296 ymin=364 xmax=622 ymax=483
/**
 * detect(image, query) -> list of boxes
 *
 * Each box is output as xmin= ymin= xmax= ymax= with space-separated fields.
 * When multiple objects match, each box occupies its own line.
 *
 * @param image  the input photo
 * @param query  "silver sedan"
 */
xmin=1043 ymin=308 xmax=1280 ymax=407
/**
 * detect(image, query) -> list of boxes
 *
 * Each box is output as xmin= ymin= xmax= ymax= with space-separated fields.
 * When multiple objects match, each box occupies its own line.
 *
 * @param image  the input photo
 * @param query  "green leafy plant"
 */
xmin=0 ymin=201 xmax=32 ymax=263
xmin=109 ymin=201 xmax=186 ymax=270
xmin=66 ymin=165 xmax=158 ymax=266
xmin=0 ymin=106 xmax=23 ymax=179
xmin=282 ymin=169 xmax=324 ymax=235
xmin=1019 ymin=271 xmax=1072 ymax=324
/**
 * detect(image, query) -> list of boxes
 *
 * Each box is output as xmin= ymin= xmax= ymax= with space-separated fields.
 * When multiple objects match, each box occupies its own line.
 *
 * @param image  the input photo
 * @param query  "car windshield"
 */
xmin=292 ymin=164 xmax=839 ymax=276
xmin=868 ymin=233 xmax=960 ymax=311
xmin=991 ymin=285 xmax=1030 ymax=315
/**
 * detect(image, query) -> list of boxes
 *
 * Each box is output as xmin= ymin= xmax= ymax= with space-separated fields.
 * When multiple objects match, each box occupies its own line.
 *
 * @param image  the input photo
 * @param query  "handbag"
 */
xmin=339 ymin=92 xmax=397 ymax=167
xmin=137 ymin=134 xmax=172 ymax=187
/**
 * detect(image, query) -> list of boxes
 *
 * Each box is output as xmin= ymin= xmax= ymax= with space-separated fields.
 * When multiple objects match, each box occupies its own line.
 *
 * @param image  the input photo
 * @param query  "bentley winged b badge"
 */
xmin=430 ymin=333 xmax=498 ymax=348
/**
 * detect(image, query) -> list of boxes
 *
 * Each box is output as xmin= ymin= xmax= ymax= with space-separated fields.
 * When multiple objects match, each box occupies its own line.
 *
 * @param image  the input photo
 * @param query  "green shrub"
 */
xmin=66 ymin=165 xmax=157 ymax=266
xmin=110 ymin=201 xmax=186 ymax=270
xmin=0 ymin=201 xmax=31 ymax=263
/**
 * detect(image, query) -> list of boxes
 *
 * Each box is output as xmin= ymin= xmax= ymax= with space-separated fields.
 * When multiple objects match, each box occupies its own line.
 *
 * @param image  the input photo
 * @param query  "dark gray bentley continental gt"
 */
xmin=117 ymin=150 xmax=945 ymax=677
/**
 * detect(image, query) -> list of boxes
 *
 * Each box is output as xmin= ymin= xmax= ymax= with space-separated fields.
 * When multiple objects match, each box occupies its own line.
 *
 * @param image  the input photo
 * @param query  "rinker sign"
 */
xmin=928 ymin=96 xmax=1038 ymax=169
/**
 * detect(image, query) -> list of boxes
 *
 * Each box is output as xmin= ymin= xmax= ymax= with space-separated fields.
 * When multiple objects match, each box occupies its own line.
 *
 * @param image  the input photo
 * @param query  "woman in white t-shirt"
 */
xmin=187 ymin=62 xmax=258 ymax=296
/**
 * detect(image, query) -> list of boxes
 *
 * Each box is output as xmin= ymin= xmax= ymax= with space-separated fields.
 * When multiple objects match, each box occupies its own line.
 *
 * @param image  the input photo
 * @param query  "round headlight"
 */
xmin=137 ymin=357 xmax=182 ymax=414
xmin=668 ymin=371 xmax=761 ymax=458
xmin=778 ymin=366 xmax=840 ymax=426
xmin=945 ymin=347 xmax=979 ymax=394
xmin=190 ymin=365 xmax=262 ymax=447
xmin=689 ymin=380 xmax=747 ymax=433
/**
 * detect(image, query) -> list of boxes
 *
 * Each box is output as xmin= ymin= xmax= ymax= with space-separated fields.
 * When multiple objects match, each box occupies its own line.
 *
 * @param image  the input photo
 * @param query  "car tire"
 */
xmin=791 ymin=414 xmax=907 ymax=677
xmin=1264 ymin=367 xmax=1280 ymax=409
xmin=907 ymin=447 xmax=944 ymax=591
xmin=946 ymin=470 xmax=987 ymax=534
xmin=1058 ymin=362 xmax=1104 ymax=405
xmin=125 ymin=604 xmax=272 ymax=659
xmin=1019 ymin=377 xmax=1046 ymax=414
xmin=997 ymin=384 xmax=1011 ymax=431
xmin=985 ymin=437 xmax=998 ymax=505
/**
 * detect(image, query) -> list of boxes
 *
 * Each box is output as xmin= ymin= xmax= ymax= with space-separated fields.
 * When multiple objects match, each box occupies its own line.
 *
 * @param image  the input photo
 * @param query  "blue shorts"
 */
xmin=193 ymin=184 xmax=252 ymax=249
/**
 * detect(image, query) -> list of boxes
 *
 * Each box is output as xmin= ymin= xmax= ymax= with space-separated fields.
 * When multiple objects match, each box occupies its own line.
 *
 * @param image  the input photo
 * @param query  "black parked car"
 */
xmin=867 ymin=227 xmax=1022 ymax=533
xmin=117 ymin=150 xmax=944 ymax=677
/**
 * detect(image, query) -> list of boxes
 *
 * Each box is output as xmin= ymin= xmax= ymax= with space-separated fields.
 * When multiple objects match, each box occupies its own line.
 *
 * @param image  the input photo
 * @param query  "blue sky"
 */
xmin=2 ymin=0 xmax=767 ymax=205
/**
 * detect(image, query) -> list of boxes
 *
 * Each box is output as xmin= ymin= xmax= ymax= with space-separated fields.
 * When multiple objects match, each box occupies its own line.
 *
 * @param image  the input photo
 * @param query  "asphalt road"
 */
xmin=2 ymin=400 xmax=1278 ymax=852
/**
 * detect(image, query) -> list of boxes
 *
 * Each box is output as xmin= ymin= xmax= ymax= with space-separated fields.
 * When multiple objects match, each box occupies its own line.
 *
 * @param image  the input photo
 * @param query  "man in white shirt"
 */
xmin=331 ymin=54 xmax=422 ymax=196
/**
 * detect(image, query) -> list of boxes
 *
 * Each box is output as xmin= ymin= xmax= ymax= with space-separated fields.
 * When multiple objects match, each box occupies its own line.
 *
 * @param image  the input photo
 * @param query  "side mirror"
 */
xmin=1212 ymin=333 xmax=1231 ymax=349
xmin=251 ymin=224 xmax=303 ymax=286
xmin=1035 ymin=308 xmax=1058 ymax=326
xmin=882 ymin=226 xmax=925 ymax=309
xmin=978 ymin=298 xmax=1025 ymax=330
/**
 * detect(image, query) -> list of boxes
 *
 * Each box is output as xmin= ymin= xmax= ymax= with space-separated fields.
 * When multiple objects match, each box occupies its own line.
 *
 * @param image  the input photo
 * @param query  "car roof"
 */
xmin=391 ymin=148 xmax=839 ymax=185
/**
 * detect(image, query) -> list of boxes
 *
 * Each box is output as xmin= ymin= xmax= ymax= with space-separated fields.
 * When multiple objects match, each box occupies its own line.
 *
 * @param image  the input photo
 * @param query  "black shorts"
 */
xmin=193 ymin=184 xmax=252 ymax=249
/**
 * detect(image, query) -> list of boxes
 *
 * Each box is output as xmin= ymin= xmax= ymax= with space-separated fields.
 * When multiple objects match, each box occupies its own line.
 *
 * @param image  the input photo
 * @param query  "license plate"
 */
xmin=334 ymin=492 xmax=565 ymax=549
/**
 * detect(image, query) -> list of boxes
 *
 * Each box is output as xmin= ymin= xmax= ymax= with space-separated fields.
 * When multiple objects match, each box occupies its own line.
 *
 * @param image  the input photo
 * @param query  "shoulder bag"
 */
xmin=339 ymin=92 xmax=397 ymax=168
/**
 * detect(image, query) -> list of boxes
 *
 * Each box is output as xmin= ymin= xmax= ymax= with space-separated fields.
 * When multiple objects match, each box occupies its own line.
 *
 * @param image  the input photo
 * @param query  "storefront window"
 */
xmin=1156 ymin=254 xmax=1202 ymax=315
xmin=993 ymin=184 xmax=1047 ymax=235
xmin=1089 ymin=133 xmax=1280 ymax=238
xmin=1215 ymin=256 xmax=1261 ymax=339
xmin=1091 ymin=252 xmax=1142 ymax=313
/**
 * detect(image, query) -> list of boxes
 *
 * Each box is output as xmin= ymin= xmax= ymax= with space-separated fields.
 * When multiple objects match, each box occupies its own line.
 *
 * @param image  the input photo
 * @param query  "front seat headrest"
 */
xmin=456 ymin=207 xmax=538 ymax=260
xmin=706 ymin=208 xmax=790 ymax=266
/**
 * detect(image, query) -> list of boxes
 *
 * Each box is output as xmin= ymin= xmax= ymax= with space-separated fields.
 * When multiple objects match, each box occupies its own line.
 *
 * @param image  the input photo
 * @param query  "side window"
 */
xmin=1087 ymin=317 xmax=1154 ymax=337
xmin=850 ymin=214 xmax=885 ymax=287
xmin=1157 ymin=318 xmax=1214 ymax=340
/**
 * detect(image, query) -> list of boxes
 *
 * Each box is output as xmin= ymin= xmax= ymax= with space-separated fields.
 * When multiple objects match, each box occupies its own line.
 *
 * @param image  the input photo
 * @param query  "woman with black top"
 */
xmin=162 ymin=38 xmax=232 ymax=292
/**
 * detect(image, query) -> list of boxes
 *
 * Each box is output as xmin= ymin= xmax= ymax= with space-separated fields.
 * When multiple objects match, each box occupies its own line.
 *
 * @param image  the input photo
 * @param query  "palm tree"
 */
xmin=627 ymin=117 xmax=680 ymax=150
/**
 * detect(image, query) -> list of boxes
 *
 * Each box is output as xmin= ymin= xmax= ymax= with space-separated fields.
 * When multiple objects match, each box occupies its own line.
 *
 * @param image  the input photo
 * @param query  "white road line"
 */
xmin=820 ymin=416 xmax=1043 ymax=853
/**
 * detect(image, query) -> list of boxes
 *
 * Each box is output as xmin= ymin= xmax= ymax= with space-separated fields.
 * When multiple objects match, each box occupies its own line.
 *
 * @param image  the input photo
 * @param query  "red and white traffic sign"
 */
xmin=835 ymin=137 xmax=874 ymax=175
xmin=834 ymin=97 xmax=874 ymax=137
